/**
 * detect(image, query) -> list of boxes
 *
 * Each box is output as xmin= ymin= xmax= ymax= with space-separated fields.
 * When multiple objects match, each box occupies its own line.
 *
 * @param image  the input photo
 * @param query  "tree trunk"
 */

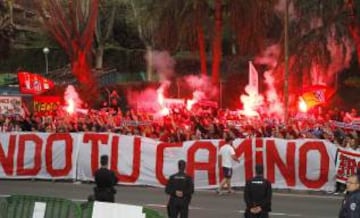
xmin=356 ymin=43 xmax=360 ymax=67
xmin=71 ymin=50 xmax=99 ymax=103
xmin=130 ymin=0 xmax=154 ymax=81
xmin=146 ymin=45 xmax=153 ymax=81
xmin=8 ymin=0 xmax=13 ymax=24
xmin=211 ymin=0 xmax=223 ymax=84
xmin=95 ymin=45 xmax=104 ymax=70
xmin=71 ymin=50 xmax=96 ymax=86
xmin=197 ymin=24 xmax=207 ymax=76
xmin=349 ymin=25 xmax=360 ymax=65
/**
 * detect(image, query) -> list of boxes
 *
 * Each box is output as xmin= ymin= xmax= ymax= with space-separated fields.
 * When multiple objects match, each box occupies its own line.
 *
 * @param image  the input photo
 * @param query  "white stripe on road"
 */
xmin=146 ymin=204 xmax=204 ymax=210
xmin=238 ymin=211 xmax=302 ymax=217
xmin=269 ymin=212 xmax=301 ymax=217
xmin=196 ymin=190 xmax=343 ymax=200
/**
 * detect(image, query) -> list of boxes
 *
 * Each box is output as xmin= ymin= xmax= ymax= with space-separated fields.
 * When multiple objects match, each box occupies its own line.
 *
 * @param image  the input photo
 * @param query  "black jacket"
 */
xmin=94 ymin=167 xmax=118 ymax=190
xmin=339 ymin=190 xmax=360 ymax=218
xmin=165 ymin=171 xmax=194 ymax=203
xmin=244 ymin=175 xmax=272 ymax=212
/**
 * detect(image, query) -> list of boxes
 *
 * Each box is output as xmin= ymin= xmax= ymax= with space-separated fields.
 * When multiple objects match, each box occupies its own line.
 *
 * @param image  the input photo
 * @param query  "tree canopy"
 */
xmin=2 ymin=0 xmax=360 ymax=90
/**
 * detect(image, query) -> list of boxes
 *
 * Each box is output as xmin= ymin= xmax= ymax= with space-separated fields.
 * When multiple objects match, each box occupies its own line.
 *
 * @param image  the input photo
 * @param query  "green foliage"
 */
xmin=226 ymin=0 xmax=279 ymax=56
xmin=0 ymin=47 xmax=68 ymax=73
xmin=2 ymin=0 xmax=360 ymax=84
xmin=0 ymin=4 xmax=15 ymax=60
xmin=282 ymin=0 xmax=356 ymax=89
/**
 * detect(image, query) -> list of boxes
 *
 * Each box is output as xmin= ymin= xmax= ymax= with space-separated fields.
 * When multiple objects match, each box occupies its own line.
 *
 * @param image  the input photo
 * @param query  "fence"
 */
xmin=0 ymin=195 xmax=164 ymax=218
xmin=0 ymin=195 xmax=81 ymax=218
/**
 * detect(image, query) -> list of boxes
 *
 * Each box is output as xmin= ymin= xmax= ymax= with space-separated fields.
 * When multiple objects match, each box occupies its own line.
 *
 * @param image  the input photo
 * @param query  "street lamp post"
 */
xmin=43 ymin=47 xmax=50 ymax=75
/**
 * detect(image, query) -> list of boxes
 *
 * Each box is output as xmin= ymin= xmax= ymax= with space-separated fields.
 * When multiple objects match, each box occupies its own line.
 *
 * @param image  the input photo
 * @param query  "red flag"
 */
xmin=18 ymin=72 xmax=55 ymax=95
xmin=298 ymin=85 xmax=335 ymax=111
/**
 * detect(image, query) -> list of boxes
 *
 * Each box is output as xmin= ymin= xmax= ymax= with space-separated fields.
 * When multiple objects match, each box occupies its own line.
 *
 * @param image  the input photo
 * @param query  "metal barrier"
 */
xmin=0 ymin=198 xmax=7 ymax=218
xmin=0 ymin=195 xmax=164 ymax=218
xmin=0 ymin=195 xmax=82 ymax=218
xmin=79 ymin=202 xmax=93 ymax=218
xmin=143 ymin=207 xmax=164 ymax=218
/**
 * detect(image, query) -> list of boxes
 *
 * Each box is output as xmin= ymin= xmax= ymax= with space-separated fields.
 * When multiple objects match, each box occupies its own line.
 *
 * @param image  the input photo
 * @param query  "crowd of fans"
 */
xmin=0 ymin=95 xmax=359 ymax=151
xmin=1 ymin=91 xmax=358 ymax=196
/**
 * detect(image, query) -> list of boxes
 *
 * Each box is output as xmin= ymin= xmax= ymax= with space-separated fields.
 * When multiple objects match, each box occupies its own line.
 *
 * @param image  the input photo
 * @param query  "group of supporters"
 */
xmin=0 ymin=92 xmax=357 ymax=217
xmin=0 ymin=102 xmax=358 ymax=148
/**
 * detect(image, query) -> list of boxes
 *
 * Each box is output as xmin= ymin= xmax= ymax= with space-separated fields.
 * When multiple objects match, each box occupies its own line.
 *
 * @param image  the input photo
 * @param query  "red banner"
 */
xmin=33 ymin=96 xmax=61 ymax=116
xmin=18 ymin=72 xmax=55 ymax=95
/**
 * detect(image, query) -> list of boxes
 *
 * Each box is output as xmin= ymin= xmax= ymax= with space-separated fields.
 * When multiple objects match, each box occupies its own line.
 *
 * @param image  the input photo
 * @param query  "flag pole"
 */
xmin=284 ymin=0 xmax=290 ymax=124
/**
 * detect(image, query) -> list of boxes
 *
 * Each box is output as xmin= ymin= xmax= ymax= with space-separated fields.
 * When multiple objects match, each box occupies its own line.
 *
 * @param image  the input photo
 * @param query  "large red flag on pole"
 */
xmin=17 ymin=72 xmax=55 ymax=95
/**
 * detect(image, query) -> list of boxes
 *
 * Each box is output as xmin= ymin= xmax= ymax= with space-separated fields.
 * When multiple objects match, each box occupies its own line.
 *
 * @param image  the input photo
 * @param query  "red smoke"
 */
xmin=264 ymin=70 xmax=284 ymax=116
xmin=240 ymin=85 xmax=263 ymax=117
xmin=184 ymin=75 xmax=218 ymax=110
xmin=63 ymin=85 xmax=87 ymax=115
xmin=126 ymin=81 xmax=171 ymax=117
xmin=145 ymin=51 xmax=176 ymax=81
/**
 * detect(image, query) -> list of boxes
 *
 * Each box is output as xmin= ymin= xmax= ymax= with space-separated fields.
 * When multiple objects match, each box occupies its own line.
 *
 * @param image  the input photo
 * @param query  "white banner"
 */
xmin=336 ymin=148 xmax=360 ymax=184
xmin=0 ymin=133 xmax=80 ymax=179
xmin=0 ymin=96 xmax=24 ymax=115
xmin=0 ymin=133 xmax=338 ymax=191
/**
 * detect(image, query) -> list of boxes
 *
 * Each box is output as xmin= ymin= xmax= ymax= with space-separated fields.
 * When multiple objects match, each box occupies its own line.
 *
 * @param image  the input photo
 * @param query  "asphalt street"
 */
xmin=0 ymin=180 xmax=341 ymax=218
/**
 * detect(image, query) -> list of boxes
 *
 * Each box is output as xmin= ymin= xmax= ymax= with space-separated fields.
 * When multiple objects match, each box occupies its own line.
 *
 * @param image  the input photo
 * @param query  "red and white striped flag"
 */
xmin=17 ymin=71 xmax=55 ymax=95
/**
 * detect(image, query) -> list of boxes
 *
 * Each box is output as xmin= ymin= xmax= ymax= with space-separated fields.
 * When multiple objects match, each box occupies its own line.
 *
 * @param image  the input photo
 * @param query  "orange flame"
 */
xmin=65 ymin=98 xmax=75 ymax=114
xmin=298 ymin=97 xmax=308 ymax=113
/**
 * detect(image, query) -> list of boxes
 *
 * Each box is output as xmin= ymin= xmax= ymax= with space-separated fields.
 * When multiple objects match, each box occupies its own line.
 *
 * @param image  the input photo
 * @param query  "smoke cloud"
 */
xmin=64 ymin=85 xmax=86 ymax=114
xmin=274 ymin=0 xmax=296 ymax=20
xmin=126 ymin=81 xmax=171 ymax=113
xmin=254 ymin=44 xmax=280 ymax=69
xmin=264 ymin=70 xmax=284 ymax=116
xmin=184 ymin=75 xmax=218 ymax=110
xmin=325 ymin=35 xmax=353 ymax=84
xmin=184 ymin=75 xmax=218 ymax=98
xmin=145 ymin=50 xmax=176 ymax=81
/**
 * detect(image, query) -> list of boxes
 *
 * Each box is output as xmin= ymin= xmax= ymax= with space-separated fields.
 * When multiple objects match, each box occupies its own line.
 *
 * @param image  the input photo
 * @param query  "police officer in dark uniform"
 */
xmin=244 ymin=165 xmax=272 ymax=218
xmin=339 ymin=174 xmax=360 ymax=218
xmin=165 ymin=160 xmax=194 ymax=218
xmin=94 ymin=155 xmax=118 ymax=202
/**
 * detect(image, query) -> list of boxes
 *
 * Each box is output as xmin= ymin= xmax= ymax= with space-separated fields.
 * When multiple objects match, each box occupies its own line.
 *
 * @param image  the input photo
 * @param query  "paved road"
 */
xmin=0 ymin=180 xmax=341 ymax=218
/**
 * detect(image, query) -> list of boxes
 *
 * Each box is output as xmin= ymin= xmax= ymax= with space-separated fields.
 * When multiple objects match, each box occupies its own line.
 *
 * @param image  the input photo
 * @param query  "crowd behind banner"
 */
xmin=0 ymin=94 xmax=359 ymax=191
xmin=0 ymin=95 xmax=359 ymax=148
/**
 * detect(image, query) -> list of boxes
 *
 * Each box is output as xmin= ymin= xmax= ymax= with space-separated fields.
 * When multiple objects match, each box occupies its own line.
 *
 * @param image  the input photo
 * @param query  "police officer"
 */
xmin=94 ymin=155 xmax=118 ymax=202
xmin=165 ymin=160 xmax=194 ymax=218
xmin=339 ymin=174 xmax=360 ymax=218
xmin=244 ymin=165 xmax=272 ymax=218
